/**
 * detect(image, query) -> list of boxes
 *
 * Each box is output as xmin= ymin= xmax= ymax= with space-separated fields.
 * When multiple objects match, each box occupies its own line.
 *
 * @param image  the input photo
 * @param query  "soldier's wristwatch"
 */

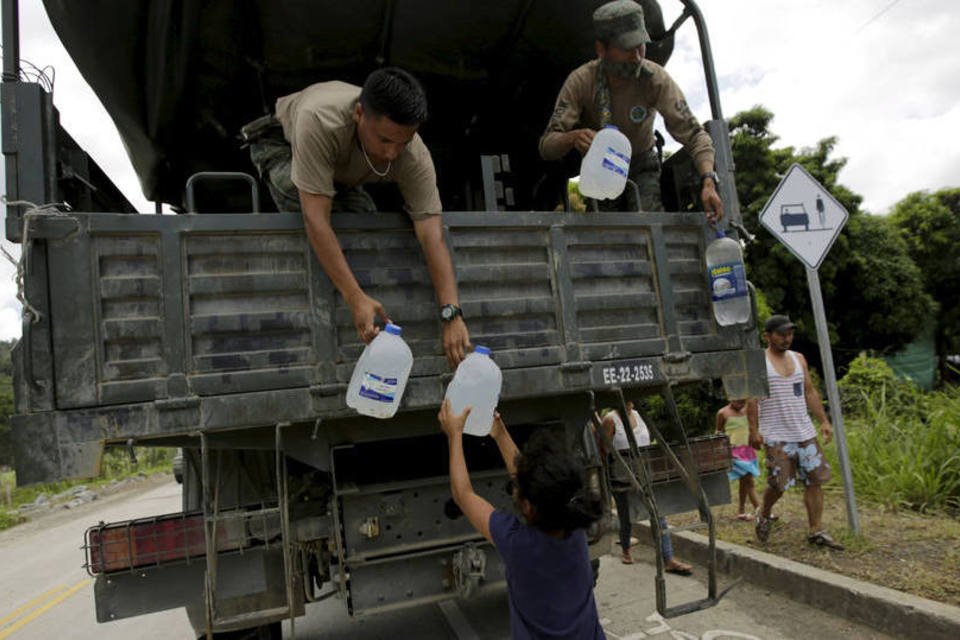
xmin=700 ymin=171 xmax=720 ymax=188
xmin=439 ymin=304 xmax=463 ymax=322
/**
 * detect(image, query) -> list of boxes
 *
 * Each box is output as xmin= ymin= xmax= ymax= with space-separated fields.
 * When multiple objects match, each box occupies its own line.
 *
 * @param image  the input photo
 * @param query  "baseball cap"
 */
xmin=764 ymin=314 xmax=796 ymax=334
xmin=593 ymin=0 xmax=651 ymax=50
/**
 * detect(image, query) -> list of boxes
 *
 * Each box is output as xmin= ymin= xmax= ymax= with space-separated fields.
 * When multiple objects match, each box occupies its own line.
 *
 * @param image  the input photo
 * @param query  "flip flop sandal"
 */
xmin=665 ymin=562 xmax=693 ymax=576
xmin=735 ymin=512 xmax=756 ymax=522
xmin=808 ymin=530 xmax=845 ymax=550
xmin=755 ymin=515 xmax=773 ymax=542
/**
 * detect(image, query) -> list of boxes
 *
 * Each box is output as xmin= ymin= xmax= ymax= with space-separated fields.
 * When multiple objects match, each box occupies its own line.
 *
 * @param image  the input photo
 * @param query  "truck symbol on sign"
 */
xmin=780 ymin=203 xmax=809 ymax=231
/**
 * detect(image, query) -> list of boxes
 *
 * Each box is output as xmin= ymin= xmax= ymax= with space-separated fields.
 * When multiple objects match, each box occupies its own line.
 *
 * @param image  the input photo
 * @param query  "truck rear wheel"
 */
xmin=197 ymin=621 xmax=282 ymax=640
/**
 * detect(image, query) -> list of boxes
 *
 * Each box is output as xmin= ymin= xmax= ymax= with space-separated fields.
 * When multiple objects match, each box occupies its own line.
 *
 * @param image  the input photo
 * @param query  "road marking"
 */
xmin=0 ymin=585 xmax=70 ymax=629
xmin=0 ymin=578 xmax=91 ymax=639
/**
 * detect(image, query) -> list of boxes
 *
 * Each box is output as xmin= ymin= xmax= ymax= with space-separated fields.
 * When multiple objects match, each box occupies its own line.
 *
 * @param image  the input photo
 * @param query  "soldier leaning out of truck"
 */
xmin=539 ymin=0 xmax=723 ymax=222
xmin=242 ymin=68 xmax=471 ymax=367
xmin=439 ymin=402 xmax=606 ymax=639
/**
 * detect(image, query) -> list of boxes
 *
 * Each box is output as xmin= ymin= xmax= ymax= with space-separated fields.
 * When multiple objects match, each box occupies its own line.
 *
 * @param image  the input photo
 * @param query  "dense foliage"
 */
xmin=889 ymin=188 xmax=960 ymax=372
xmin=831 ymin=355 xmax=960 ymax=514
xmin=729 ymin=106 xmax=933 ymax=368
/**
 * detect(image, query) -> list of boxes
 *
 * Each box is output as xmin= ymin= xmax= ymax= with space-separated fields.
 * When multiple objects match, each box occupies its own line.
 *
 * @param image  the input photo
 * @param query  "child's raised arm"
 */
xmin=490 ymin=411 xmax=519 ymax=476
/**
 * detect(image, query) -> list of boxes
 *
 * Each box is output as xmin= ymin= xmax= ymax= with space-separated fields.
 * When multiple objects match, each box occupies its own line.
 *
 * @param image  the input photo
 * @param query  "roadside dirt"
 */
xmin=674 ymin=485 xmax=960 ymax=607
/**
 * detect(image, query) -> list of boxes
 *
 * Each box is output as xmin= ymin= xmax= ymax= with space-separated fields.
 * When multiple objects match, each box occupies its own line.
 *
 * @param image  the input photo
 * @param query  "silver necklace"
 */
xmin=360 ymin=141 xmax=391 ymax=177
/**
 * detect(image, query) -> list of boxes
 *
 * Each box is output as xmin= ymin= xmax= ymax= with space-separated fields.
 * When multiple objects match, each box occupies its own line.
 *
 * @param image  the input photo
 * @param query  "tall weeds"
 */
xmin=829 ymin=355 xmax=960 ymax=514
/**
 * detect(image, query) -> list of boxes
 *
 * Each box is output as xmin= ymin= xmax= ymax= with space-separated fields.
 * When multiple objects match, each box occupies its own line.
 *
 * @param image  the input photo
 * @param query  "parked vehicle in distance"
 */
xmin=172 ymin=450 xmax=184 ymax=484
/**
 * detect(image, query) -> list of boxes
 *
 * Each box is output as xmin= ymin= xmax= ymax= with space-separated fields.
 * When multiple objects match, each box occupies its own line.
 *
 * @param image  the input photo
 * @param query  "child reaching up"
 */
xmin=439 ymin=401 xmax=606 ymax=639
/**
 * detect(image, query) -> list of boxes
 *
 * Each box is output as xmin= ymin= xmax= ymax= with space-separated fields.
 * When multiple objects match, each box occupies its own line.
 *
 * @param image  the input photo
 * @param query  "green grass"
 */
xmin=824 ymin=383 xmax=960 ymax=514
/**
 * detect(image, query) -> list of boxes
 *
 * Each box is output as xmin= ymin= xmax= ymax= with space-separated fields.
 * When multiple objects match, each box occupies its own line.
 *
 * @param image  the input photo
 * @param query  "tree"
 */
xmin=729 ymin=106 xmax=933 ymax=368
xmin=890 ymin=188 xmax=960 ymax=371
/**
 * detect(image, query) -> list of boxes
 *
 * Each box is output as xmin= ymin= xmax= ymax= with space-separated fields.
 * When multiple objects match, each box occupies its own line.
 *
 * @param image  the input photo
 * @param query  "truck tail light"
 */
xmin=84 ymin=511 xmax=242 ymax=575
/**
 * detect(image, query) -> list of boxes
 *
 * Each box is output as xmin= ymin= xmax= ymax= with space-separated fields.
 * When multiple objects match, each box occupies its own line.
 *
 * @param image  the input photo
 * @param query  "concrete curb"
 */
xmin=635 ymin=521 xmax=960 ymax=640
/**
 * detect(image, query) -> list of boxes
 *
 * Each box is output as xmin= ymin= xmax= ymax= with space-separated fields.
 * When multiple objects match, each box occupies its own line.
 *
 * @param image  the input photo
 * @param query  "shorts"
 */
xmin=728 ymin=444 xmax=760 ymax=481
xmin=764 ymin=438 xmax=831 ymax=491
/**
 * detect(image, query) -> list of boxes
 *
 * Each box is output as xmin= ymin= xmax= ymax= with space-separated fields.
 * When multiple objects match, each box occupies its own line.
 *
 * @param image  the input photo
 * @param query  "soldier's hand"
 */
xmin=820 ymin=421 xmax=833 ymax=445
xmin=442 ymin=317 xmax=470 ymax=368
xmin=570 ymin=128 xmax=596 ymax=155
xmin=348 ymin=292 xmax=389 ymax=343
xmin=701 ymin=181 xmax=724 ymax=223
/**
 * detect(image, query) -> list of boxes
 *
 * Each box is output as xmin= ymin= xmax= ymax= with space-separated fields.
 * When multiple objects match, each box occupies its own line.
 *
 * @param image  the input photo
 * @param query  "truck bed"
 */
xmin=12 ymin=209 xmax=766 ymax=484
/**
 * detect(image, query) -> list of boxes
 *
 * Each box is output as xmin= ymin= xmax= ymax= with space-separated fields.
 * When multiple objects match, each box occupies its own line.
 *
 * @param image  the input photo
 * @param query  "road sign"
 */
xmin=759 ymin=163 xmax=849 ymax=269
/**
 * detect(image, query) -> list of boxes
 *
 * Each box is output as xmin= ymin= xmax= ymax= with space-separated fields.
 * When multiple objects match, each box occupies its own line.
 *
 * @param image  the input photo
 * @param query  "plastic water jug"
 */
xmin=345 ymin=323 xmax=413 ymax=418
xmin=578 ymin=125 xmax=632 ymax=200
xmin=705 ymin=228 xmax=751 ymax=326
xmin=444 ymin=346 xmax=503 ymax=437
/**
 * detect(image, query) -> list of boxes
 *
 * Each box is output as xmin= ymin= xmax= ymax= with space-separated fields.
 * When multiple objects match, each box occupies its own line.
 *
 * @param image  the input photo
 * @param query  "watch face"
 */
xmin=441 ymin=305 xmax=456 ymax=320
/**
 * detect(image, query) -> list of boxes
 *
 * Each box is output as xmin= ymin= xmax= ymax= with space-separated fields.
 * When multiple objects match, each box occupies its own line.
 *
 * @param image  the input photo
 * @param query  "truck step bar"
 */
xmin=199 ymin=425 xmax=297 ymax=638
xmin=594 ymin=386 xmax=738 ymax=618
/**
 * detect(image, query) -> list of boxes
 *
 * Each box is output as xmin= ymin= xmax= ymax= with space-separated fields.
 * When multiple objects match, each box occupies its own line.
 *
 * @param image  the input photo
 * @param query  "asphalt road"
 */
xmin=0 ymin=476 xmax=894 ymax=639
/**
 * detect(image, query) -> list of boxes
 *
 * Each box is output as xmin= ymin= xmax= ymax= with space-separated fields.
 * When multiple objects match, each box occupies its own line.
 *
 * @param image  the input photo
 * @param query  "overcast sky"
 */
xmin=0 ymin=0 xmax=957 ymax=341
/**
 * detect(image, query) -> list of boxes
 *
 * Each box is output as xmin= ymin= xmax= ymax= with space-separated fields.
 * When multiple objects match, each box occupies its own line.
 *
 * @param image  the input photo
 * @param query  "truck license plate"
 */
xmin=592 ymin=359 xmax=663 ymax=387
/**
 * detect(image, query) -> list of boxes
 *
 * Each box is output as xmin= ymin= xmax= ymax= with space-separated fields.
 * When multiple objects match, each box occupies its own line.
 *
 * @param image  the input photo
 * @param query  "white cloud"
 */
xmin=665 ymin=0 xmax=960 ymax=214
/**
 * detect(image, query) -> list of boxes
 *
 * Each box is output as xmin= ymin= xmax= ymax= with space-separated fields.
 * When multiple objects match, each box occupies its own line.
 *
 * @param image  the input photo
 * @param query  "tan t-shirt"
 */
xmin=539 ymin=59 xmax=715 ymax=169
xmin=275 ymin=81 xmax=442 ymax=220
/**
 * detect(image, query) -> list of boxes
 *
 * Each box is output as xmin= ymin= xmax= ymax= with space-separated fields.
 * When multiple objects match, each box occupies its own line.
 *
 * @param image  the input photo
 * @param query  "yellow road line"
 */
xmin=0 ymin=585 xmax=70 ymax=629
xmin=0 ymin=578 xmax=91 ymax=639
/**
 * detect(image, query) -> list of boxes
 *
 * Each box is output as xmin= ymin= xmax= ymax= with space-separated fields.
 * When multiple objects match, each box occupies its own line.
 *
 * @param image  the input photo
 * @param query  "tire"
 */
xmin=198 ymin=621 xmax=282 ymax=640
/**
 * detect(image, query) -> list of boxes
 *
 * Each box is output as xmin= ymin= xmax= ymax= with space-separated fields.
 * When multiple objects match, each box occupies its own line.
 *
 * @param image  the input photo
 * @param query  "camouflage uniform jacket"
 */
xmin=539 ymin=58 xmax=715 ymax=169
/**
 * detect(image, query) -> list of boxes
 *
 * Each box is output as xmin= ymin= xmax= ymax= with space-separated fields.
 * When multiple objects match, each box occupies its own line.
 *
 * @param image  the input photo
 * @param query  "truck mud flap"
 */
xmin=93 ymin=547 xmax=293 ymax=624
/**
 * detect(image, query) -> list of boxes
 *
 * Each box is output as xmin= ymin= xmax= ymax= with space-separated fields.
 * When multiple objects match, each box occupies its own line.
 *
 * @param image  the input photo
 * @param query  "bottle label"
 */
xmin=601 ymin=147 xmax=630 ymax=177
xmin=709 ymin=261 xmax=748 ymax=301
xmin=359 ymin=372 xmax=399 ymax=403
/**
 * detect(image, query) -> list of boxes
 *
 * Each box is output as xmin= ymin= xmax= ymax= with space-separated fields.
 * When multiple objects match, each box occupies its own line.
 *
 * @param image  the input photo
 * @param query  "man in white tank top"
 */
xmin=747 ymin=315 xmax=844 ymax=550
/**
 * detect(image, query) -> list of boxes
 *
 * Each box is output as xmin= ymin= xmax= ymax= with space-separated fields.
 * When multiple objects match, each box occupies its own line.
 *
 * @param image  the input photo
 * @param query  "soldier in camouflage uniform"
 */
xmin=241 ymin=68 xmax=470 ymax=367
xmin=539 ymin=0 xmax=723 ymax=220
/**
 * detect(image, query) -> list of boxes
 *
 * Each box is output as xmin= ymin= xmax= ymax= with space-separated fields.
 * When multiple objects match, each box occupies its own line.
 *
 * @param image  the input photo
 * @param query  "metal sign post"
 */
xmin=759 ymin=163 xmax=860 ymax=535
xmin=806 ymin=266 xmax=861 ymax=535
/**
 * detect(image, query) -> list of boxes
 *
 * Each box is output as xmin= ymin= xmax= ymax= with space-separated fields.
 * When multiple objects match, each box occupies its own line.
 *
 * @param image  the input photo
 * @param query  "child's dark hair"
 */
xmin=515 ymin=431 xmax=604 ymax=533
xmin=360 ymin=67 xmax=428 ymax=126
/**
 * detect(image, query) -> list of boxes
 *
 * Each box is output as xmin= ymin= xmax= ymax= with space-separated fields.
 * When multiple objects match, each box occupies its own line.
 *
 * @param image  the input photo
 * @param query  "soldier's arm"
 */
xmin=300 ymin=190 xmax=388 ymax=343
xmin=412 ymin=214 xmax=469 ymax=367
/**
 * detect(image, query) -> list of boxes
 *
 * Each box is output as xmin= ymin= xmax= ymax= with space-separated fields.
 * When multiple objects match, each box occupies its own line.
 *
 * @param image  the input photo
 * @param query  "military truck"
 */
xmin=3 ymin=0 xmax=766 ymax=637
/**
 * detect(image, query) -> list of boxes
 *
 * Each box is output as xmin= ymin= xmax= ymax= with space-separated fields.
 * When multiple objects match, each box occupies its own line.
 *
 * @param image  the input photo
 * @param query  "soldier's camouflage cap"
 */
xmin=593 ymin=0 xmax=651 ymax=50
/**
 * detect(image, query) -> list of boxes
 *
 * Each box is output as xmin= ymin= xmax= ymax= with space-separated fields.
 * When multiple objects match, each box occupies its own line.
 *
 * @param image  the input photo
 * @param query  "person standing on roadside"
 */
xmin=716 ymin=398 xmax=760 ymax=521
xmin=599 ymin=407 xmax=692 ymax=573
xmin=748 ymin=315 xmax=844 ymax=550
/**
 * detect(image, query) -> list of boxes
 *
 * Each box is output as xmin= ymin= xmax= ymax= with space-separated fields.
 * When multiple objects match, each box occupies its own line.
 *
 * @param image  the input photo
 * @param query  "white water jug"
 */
xmin=706 ymin=228 xmax=751 ymax=326
xmin=345 ymin=323 xmax=413 ymax=418
xmin=444 ymin=346 xmax=503 ymax=437
xmin=578 ymin=125 xmax=632 ymax=200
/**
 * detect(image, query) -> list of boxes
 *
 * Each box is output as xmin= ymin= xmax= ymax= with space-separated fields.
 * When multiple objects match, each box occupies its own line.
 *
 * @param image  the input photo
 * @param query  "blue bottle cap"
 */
xmin=385 ymin=323 xmax=402 ymax=335
xmin=474 ymin=345 xmax=491 ymax=356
